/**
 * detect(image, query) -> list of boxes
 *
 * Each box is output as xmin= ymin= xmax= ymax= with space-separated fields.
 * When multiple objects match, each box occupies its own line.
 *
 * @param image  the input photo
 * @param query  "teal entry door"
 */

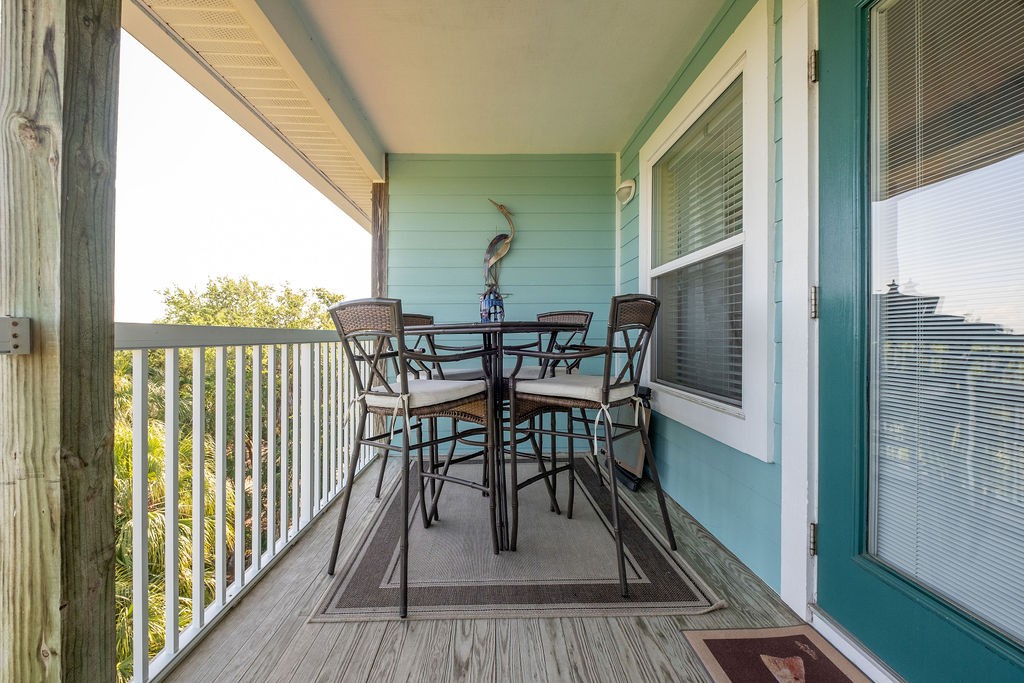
xmin=817 ymin=1 xmax=1024 ymax=680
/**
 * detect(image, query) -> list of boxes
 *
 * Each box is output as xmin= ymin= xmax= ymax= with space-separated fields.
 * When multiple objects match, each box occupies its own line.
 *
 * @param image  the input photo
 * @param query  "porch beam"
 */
xmin=371 ymin=158 xmax=389 ymax=298
xmin=0 ymin=0 xmax=120 ymax=681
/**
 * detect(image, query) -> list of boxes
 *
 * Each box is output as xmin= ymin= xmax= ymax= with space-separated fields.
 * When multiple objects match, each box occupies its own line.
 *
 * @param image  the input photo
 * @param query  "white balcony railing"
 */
xmin=115 ymin=323 xmax=369 ymax=682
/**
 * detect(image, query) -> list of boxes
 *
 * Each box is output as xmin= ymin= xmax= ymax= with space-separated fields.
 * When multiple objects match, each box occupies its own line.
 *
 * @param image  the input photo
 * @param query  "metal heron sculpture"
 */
xmin=483 ymin=199 xmax=515 ymax=287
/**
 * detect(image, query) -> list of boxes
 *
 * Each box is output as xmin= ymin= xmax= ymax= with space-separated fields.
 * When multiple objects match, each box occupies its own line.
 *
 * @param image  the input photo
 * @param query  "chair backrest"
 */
xmin=602 ymin=294 xmax=660 ymax=400
xmin=328 ymin=298 xmax=409 ymax=399
xmin=402 ymin=313 xmax=439 ymax=377
xmin=402 ymin=313 xmax=434 ymax=328
xmin=536 ymin=310 xmax=594 ymax=374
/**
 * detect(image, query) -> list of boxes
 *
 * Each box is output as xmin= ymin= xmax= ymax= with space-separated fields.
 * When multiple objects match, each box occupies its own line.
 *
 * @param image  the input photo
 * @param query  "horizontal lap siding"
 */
xmin=615 ymin=0 xmax=781 ymax=590
xmin=388 ymin=155 xmax=616 ymax=346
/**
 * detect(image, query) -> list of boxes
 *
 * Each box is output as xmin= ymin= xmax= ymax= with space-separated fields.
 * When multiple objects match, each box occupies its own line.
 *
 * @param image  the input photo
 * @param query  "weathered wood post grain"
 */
xmin=0 ymin=1 xmax=121 ymax=681
xmin=370 ymin=157 xmax=389 ymax=298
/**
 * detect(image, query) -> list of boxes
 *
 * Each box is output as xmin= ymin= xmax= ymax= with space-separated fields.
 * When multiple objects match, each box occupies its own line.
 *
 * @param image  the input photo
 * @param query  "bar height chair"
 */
xmin=506 ymin=294 xmax=677 ymax=597
xmin=326 ymin=298 xmax=497 ymax=617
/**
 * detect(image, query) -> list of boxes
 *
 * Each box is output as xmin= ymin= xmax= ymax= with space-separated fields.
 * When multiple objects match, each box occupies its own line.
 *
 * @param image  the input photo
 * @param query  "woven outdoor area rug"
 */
xmin=313 ymin=460 xmax=725 ymax=621
xmin=683 ymin=625 xmax=872 ymax=682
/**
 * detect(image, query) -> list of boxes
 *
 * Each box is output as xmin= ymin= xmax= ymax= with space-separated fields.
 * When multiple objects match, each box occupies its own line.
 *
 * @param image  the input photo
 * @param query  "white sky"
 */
xmin=115 ymin=32 xmax=370 ymax=323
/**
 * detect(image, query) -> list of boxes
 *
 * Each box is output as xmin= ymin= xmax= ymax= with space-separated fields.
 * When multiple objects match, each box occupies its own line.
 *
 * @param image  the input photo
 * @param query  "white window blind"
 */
xmin=869 ymin=0 xmax=1024 ymax=645
xmin=652 ymin=77 xmax=744 ymax=406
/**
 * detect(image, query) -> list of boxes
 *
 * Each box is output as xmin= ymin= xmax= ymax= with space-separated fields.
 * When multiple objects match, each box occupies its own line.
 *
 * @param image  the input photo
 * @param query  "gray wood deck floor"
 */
xmin=163 ymin=459 xmax=802 ymax=682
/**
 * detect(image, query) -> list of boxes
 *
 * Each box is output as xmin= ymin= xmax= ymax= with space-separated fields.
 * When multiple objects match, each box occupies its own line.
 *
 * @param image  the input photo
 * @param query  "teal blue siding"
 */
xmin=616 ymin=0 xmax=782 ymax=590
xmin=388 ymin=153 xmax=615 ymax=340
xmin=651 ymin=414 xmax=782 ymax=589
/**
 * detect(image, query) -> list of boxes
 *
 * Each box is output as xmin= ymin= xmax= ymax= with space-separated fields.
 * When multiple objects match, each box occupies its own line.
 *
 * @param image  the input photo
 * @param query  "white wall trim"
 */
xmin=810 ymin=608 xmax=903 ymax=683
xmin=615 ymin=153 xmax=623 ymax=295
xmin=638 ymin=0 xmax=773 ymax=462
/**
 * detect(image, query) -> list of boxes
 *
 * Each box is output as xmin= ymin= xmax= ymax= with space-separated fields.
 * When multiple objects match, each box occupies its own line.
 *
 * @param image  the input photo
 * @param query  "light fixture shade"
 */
xmin=616 ymin=178 xmax=636 ymax=205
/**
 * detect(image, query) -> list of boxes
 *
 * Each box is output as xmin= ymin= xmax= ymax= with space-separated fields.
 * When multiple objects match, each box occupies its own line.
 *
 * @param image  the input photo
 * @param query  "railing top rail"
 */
xmin=114 ymin=323 xmax=338 ymax=350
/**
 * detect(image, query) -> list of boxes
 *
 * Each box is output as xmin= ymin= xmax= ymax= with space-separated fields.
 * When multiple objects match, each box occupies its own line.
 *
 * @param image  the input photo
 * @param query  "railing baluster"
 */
xmin=311 ymin=342 xmax=321 ymax=513
xmin=113 ymin=325 xmax=365 ymax=679
xmin=292 ymin=344 xmax=301 ymax=531
xmin=280 ymin=344 xmax=289 ymax=545
xmin=164 ymin=348 xmax=180 ymax=656
xmin=322 ymin=344 xmax=331 ymax=503
xmin=234 ymin=346 xmax=246 ymax=592
xmin=214 ymin=347 xmax=227 ymax=607
xmin=266 ymin=344 xmax=276 ymax=561
xmin=299 ymin=343 xmax=313 ymax=526
xmin=330 ymin=343 xmax=338 ymax=496
xmin=252 ymin=345 xmax=262 ymax=573
xmin=191 ymin=347 xmax=205 ymax=630
xmin=132 ymin=349 xmax=149 ymax=683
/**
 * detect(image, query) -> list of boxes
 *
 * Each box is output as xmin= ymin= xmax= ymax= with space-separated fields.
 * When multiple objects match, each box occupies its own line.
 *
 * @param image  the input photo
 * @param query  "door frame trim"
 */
xmin=779 ymin=0 xmax=820 ymax=617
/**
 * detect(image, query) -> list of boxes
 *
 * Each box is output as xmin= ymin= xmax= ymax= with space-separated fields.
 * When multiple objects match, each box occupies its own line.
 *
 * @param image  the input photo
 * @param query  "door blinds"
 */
xmin=869 ymin=0 xmax=1024 ymax=645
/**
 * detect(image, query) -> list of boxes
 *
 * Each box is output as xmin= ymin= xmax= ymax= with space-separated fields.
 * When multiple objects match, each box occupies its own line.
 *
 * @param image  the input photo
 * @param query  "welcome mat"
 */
xmin=313 ymin=460 xmax=725 ymax=620
xmin=684 ymin=625 xmax=872 ymax=682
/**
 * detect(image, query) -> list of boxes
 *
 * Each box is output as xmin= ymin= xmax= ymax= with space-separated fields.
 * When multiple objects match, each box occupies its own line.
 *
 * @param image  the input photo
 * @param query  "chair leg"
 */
xmin=414 ymin=419 xmax=431 ymax=529
xmin=328 ymin=407 xmax=366 ymax=575
xmin=487 ymin=400 xmax=499 ymax=555
xmin=480 ymin=414 xmax=489 ymax=495
xmin=400 ymin=422 xmax=410 ymax=618
xmin=426 ymin=431 xmax=459 ymax=523
xmin=602 ymin=410 xmax=628 ymax=598
xmin=579 ymin=408 xmax=603 ymax=487
xmin=428 ymin=417 xmax=437 ymax=514
xmin=373 ymin=415 xmax=390 ymax=498
xmin=638 ymin=408 xmax=676 ymax=551
xmin=510 ymin=399 xmax=520 ymax=552
xmin=548 ymin=412 xmax=557 ymax=506
xmin=567 ymin=410 xmax=575 ymax=519
xmin=528 ymin=426 xmax=561 ymax=516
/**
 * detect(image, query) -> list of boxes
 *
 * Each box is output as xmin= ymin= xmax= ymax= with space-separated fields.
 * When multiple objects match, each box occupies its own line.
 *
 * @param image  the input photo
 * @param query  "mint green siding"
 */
xmin=617 ymin=0 xmax=781 ymax=591
xmin=388 ymin=154 xmax=615 ymax=335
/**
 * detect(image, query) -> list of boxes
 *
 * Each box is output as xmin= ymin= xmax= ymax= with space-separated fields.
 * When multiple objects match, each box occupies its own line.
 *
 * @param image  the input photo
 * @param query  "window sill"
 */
xmin=649 ymin=380 xmax=770 ymax=463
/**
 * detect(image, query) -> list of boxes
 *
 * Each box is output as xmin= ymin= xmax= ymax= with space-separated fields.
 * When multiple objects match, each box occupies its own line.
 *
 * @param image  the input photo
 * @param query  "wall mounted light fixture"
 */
xmin=616 ymin=178 xmax=636 ymax=205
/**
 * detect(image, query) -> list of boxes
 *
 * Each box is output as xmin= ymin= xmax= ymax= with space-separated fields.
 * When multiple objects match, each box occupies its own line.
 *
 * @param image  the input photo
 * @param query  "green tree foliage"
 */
xmin=158 ymin=276 xmax=342 ymax=330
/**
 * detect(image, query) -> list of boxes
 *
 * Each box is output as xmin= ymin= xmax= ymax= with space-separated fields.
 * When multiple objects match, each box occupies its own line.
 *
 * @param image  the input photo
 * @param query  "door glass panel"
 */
xmin=869 ymin=0 xmax=1024 ymax=644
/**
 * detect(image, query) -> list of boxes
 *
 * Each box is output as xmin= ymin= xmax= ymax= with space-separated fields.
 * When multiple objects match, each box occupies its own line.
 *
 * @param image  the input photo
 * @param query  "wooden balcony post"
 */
xmin=0 ymin=1 xmax=120 ymax=681
xmin=370 ymin=156 xmax=389 ymax=298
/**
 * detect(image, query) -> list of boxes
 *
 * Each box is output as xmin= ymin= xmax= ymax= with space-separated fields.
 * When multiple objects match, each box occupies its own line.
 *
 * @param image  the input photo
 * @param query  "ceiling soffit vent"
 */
xmin=129 ymin=0 xmax=375 ymax=228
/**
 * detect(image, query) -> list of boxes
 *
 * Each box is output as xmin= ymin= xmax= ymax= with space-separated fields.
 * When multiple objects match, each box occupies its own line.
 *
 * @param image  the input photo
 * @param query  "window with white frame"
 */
xmin=639 ymin=0 xmax=770 ymax=460
xmin=652 ymin=77 xmax=744 ymax=407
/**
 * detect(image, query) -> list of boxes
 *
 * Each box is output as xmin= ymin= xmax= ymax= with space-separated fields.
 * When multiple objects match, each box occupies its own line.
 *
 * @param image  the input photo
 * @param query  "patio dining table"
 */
xmin=406 ymin=319 xmax=587 ymax=550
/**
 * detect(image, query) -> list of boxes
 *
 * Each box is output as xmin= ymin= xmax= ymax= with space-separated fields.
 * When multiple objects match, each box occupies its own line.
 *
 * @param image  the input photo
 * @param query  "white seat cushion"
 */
xmin=365 ymin=379 xmax=486 ymax=410
xmin=515 ymin=373 xmax=634 ymax=404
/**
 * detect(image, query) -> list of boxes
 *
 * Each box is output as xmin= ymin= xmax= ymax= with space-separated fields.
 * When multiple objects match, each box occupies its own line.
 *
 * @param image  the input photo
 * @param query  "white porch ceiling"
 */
xmin=292 ymin=0 xmax=725 ymax=154
xmin=124 ymin=0 xmax=726 ymax=229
